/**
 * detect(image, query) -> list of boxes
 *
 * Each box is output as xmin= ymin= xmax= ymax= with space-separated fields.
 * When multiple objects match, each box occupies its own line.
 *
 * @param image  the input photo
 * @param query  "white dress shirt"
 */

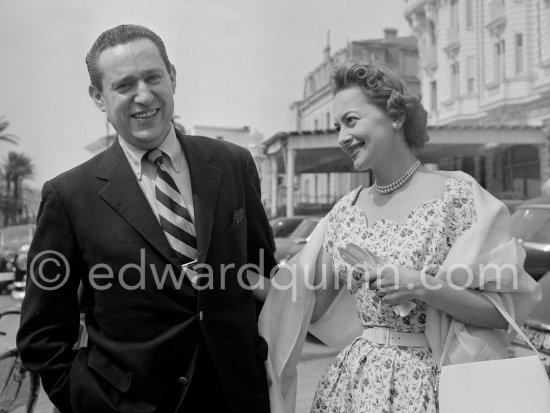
xmin=118 ymin=125 xmax=195 ymax=223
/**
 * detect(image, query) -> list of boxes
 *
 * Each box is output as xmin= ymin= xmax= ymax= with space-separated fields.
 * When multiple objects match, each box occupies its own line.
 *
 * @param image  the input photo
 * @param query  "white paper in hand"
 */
xmin=338 ymin=242 xmax=416 ymax=318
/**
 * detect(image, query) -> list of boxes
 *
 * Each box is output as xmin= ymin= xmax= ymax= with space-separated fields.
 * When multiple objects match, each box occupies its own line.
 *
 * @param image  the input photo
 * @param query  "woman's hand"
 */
xmin=366 ymin=265 xmax=424 ymax=306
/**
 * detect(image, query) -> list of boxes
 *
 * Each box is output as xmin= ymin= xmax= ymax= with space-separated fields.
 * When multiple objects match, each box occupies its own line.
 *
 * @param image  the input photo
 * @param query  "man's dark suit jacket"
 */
xmin=17 ymin=131 xmax=277 ymax=413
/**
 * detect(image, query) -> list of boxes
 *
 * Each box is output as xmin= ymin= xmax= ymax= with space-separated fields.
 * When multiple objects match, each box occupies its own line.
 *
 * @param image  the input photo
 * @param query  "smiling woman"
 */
xmin=332 ymin=61 xmax=428 ymax=175
xmin=260 ymin=60 xmax=542 ymax=413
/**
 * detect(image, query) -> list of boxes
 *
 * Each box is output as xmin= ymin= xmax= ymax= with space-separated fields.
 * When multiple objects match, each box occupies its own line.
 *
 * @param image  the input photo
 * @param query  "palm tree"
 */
xmin=0 ymin=117 xmax=19 ymax=145
xmin=1 ymin=152 xmax=34 ymax=226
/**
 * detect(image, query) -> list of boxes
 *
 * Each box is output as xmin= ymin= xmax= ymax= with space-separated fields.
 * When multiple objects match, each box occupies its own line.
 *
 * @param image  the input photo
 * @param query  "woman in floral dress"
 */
xmin=307 ymin=61 xmax=526 ymax=412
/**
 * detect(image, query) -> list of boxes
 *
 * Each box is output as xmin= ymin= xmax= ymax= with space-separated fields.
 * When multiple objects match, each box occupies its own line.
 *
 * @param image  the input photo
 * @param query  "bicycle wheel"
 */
xmin=0 ymin=348 xmax=40 ymax=413
xmin=0 ymin=308 xmax=40 ymax=413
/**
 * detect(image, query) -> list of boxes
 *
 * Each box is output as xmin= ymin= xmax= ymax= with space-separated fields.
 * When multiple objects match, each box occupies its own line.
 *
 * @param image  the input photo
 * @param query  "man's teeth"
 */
xmin=134 ymin=110 xmax=158 ymax=119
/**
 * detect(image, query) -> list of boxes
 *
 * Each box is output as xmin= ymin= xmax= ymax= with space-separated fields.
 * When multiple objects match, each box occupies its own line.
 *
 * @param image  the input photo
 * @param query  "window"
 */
xmin=494 ymin=39 xmax=505 ymax=81
xmin=466 ymin=0 xmax=474 ymax=29
xmin=467 ymin=56 xmax=475 ymax=92
xmin=450 ymin=0 xmax=460 ymax=32
xmin=515 ymin=33 xmax=524 ymax=74
xmin=489 ymin=0 xmax=505 ymax=21
xmin=430 ymin=81 xmax=438 ymax=111
xmin=309 ymin=77 xmax=316 ymax=94
xmin=501 ymin=145 xmax=540 ymax=198
xmin=451 ymin=62 xmax=460 ymax=97
xmin=402 ymin=52 xmax=419 ymax=77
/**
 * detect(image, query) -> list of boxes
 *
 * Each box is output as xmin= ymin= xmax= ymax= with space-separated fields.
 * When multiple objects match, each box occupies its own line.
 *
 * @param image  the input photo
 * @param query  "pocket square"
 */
xmin=232 ymin=208 xmax=245 ymax=225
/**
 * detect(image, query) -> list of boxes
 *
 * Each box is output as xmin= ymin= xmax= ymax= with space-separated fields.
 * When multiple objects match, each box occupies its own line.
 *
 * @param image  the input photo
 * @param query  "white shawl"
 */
xmin=258 ymin=171 xmax=541 ymax=413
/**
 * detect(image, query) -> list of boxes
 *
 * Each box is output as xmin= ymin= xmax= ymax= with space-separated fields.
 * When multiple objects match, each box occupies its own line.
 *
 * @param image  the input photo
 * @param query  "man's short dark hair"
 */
xmin=86 ymin=24 xmax=172 ymax=91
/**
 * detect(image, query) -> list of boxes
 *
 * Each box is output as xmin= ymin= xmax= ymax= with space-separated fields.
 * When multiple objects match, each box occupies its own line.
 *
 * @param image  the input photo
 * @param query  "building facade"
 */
xmin=291 ymin=28 xmax=420 ymax=133
xmin=87 ymin=123 xmax=271 ymax=209
xmin=189 ymin=125 xmax=270 ymax=209
xmin=266 ymin=29 xmax=420 ymax=216
xmin=404 ymin=0 xmax=550 ymax=197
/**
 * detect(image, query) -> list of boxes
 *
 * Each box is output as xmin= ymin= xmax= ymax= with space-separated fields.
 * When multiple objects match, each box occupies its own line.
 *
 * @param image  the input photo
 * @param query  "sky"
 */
xmin=0 ymin=0 xmax=410 ymax=189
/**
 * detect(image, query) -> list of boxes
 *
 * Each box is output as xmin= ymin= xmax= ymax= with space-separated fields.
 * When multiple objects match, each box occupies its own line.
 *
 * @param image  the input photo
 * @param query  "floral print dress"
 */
xmin=311 ymin=177 xmax=477 ymax=413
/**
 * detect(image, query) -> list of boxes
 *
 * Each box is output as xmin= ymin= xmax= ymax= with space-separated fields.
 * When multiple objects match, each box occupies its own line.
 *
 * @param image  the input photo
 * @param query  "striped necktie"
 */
xmin=146 ymin=149 xmax=198 ymax=264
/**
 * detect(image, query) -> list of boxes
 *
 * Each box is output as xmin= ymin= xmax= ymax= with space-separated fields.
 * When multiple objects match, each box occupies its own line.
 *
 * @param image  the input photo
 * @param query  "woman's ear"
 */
xmin=392 ymin=116 xmax=405 ymax=131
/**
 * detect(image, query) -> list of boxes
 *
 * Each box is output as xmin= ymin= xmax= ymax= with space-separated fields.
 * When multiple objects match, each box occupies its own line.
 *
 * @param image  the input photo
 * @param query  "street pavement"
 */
xmin=296 ymin=335 xmax=340 ymax=412
xmin=0 ymin=293 xmax=54 ymax=413
xmin=0 ymin=293 xmax=338 ymax=413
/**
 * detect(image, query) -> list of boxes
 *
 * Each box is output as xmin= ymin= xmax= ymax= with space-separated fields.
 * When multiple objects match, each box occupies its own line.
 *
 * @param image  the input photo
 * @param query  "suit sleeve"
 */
xmin=17 ymin=181 xmax=83 ymax=413
xmin=243 ymin=150 xmax=277 ymax=280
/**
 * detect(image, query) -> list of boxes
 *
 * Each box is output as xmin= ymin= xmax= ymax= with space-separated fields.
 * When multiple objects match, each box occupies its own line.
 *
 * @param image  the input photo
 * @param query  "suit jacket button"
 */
xmin=199 ymin=311 xmax=204 ymax=321
xmin=178 ymin=377 xmax=189 ymax=386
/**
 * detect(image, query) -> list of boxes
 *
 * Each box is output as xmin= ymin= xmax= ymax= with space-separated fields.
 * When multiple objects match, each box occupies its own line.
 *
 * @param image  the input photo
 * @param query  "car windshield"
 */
xmin=270 ymin=218 xmax=303 ymax=238
xmin=511 ymin=207 xmax=550 ymax=244
xmin=290 ymin=219 xmax=319 ymax=240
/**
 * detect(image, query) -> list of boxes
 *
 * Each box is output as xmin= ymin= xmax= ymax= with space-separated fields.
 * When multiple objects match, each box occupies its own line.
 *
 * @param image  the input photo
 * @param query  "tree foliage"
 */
xmin=0 ymin=117 xmax=19 ymax=145
xmin=1 ymin=151 xmax=35 ymax=226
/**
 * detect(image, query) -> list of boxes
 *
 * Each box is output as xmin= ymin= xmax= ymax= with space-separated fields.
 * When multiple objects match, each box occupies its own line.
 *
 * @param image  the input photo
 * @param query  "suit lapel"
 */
xmin=178 ymin=132 xmax=221 ymax=263
xmin=95 ymin=139 xmax=179 ymax=266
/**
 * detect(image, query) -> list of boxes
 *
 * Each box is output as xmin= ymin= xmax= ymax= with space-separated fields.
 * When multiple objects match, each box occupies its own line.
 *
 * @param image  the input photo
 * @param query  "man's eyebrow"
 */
xmin=112 ymin=69 xmax=163 ymax=84
xmin=143 ymin=68 xmax=163 ymax=75
xmin=112 ymin=75 xmax=135 ymax=85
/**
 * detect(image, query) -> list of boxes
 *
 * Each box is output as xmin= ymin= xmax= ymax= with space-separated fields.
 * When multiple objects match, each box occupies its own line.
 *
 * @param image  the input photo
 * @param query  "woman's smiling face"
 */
xmin=333 ymin=86 xmax=396 ymax=172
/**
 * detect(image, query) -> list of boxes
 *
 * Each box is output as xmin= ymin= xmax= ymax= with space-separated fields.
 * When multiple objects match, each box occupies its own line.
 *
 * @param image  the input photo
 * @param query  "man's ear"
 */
xmin=169 ymin=64 xmax=177 ymax=93
xmin=88 ymin=84 xmax=105 ymax=112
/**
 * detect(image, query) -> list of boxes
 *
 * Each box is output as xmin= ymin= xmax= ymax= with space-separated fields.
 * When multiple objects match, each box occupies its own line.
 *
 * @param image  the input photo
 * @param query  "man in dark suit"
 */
xmin=17 ymin=24 xmax=277 ymax=413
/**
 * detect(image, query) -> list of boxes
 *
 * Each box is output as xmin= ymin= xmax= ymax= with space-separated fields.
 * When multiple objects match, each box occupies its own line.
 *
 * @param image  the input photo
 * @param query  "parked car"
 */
xmin=508 ymin=271 xmax=550 ymax=376
xmin=501 ymin=199 xmax=524 ymax=214
xmin=510 ymin=196 xmax=550 ymax=281
xmin=0 ymin=224 xmax=35 ymax=296
xmin=269 ymin=216 xmax=309 ymax=239
xmin=274 ymin=216 xmax=322 ymax=264
xmin=508 ymin=196 xmax=550 ymax=376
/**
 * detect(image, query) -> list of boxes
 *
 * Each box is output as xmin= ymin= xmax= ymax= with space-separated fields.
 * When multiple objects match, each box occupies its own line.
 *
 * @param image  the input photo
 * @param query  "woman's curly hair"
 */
xmin=331 ymin=60 xmax=429 ymax=151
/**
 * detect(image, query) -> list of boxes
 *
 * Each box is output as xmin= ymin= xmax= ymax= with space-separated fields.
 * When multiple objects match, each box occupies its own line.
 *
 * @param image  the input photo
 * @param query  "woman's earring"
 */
xmin=392 ymin=122 xmax=398 ymax=129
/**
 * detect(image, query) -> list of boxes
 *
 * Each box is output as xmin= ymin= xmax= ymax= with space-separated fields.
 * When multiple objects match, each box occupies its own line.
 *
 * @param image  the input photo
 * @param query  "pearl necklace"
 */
xmin=374 ymin=159 xmax=421 ymax=195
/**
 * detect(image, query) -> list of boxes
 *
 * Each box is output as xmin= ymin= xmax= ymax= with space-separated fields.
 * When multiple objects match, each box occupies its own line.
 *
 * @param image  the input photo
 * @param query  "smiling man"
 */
xmin=17 ymin=24 xmax=276 ymax=413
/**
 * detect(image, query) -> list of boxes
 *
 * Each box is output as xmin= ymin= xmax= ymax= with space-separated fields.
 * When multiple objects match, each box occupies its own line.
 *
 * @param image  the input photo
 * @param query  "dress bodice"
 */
xmin=322 ymin=177 xmax=477 ymax=333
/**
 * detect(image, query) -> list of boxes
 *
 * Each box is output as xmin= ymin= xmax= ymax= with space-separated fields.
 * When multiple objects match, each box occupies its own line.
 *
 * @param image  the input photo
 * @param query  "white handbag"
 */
xmin=438 ymin=293 xmax=550 ymax=413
